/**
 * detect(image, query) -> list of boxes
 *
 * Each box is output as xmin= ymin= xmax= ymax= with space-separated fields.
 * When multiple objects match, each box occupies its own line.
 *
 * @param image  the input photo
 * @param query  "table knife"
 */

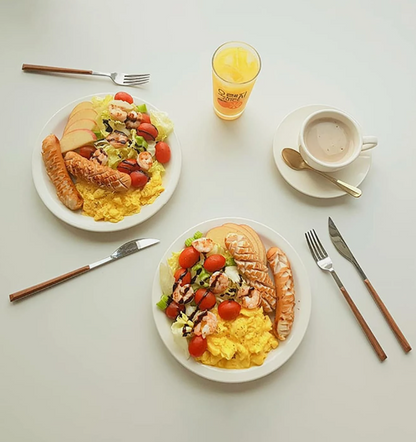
xmin=9 ymin=238 xmax=160 ymax=302
xmin=328 ymin=217 xmax=411 ymax=353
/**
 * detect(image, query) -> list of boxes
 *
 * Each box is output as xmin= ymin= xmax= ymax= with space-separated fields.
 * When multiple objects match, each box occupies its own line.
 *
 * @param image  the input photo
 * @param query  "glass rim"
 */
xmin=211 ymin=41 xmax=262 ymax=85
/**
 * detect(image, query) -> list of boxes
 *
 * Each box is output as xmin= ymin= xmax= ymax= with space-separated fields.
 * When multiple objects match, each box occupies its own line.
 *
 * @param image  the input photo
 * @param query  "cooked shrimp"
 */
xmin=125 ymin=111 xmax=143 ymax=129
xmin=138 ymin=151 xmax=153 ymax=170
xmin=209 ymin=271 xmax=229 ymax=294
xmin=192 ymin=237 xmax=214 ymax=254
xmin=106 ymin=130 xmax=130 ymax=148
xmin=109 ymin=104 xmax=127 ymax=122
xmin=237 ymin=286 xmax=261 ymax=309
xmin=91 ymin=149 xmax=108 ymax=166
xmin=193 ymin=311 xmax=218 ymax=338
xmin=172 ymin=284 xmax=194 ymax=304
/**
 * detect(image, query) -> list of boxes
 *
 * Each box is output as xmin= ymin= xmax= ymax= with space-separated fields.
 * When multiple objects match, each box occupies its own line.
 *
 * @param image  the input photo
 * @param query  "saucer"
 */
xmin=272 ymin=105 xmax=372 ymax=199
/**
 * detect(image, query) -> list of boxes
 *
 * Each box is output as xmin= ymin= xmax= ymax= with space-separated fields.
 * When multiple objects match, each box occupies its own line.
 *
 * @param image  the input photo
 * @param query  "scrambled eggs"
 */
xmin=75 ymin=165 xmax=164 ymax=223
xmin=196 ymin=307 xmax=278 ymax=369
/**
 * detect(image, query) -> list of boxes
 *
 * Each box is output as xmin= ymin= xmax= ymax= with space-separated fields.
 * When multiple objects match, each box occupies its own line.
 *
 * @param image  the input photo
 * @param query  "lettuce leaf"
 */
xmin=103 ymin=145 xmax=137 ymax=169
xmin=150 ymin=111 xmax=174 ymax=141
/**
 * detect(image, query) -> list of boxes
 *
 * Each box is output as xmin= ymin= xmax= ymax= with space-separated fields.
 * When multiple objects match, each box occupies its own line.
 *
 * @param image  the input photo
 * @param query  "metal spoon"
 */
xmin=281 ymin=148 xmax=362 ymax=198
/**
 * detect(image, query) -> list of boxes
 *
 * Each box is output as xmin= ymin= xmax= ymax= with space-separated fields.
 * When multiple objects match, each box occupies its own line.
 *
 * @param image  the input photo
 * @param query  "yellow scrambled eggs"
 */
xmin=196 ymin=307 xmax=278 ymax=369
xmin=75 ymin=164 xmax=165 ymax=223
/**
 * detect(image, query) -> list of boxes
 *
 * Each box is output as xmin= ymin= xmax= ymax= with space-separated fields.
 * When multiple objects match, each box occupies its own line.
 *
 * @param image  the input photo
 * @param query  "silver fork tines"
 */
xmin=305 ymin=228 xmax=387 ymax=361
xmin=93 ymin=71 xmax=150 ymax=86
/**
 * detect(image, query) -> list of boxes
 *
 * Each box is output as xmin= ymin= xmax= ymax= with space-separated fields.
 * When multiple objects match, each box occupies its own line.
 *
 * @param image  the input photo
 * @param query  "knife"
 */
xmin=9 ymin=238 xmax=160 ymax=302
xmin=328 ymin=217 xmax=411 ymax=353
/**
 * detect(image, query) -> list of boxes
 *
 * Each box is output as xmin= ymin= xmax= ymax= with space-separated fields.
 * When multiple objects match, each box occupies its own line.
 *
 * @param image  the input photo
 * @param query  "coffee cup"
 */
xmin=299 ymin=109 xmax=377 ymax=172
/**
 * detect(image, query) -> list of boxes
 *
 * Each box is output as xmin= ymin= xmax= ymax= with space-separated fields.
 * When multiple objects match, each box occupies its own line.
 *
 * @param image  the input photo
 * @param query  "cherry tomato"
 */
xmin=194 ymin=289 xmax=216 ymax=310
xmin=154 ymin=141 xmax=171 ymax=164
xmin=165 ymin=301 xmax=185 ymax=319
xmin=130 ymin=170 xmax=149 ymax=188
xmin=188 ymin=335 xmax=207 ymax=358
xmin=178 ymin=246 xmax=200 ymax=268
xmin=137 ymin=123 xmax=158 ymax=141
xmin=218 ymin=300 xmax=241 ymax=321
xmin=117 ymin=159 xmax=140 ymax=174
xmin=114 ymin=92 xmax=133 ymax=104
xmin=204 ymin=254 xmax=226 ymax=273
xmin=174 ymin=268 xmax=191 ymax=286
xmin=79 ymin=146 xmax=95 ymax=159
xmin=141 ymin=114 xmax=151 ymax=124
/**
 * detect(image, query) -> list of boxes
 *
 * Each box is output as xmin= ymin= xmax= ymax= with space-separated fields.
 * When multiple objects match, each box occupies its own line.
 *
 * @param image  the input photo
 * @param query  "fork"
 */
xmin=305 ymin=229 xmax=387 ymax=361
xmin=22 ymin=64 xmax=150 ymax=86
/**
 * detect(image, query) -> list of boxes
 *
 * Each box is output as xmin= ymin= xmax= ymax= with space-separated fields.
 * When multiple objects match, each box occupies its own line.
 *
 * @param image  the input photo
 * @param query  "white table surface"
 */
xmin=1 ymin=0 xmax=415 ymax=441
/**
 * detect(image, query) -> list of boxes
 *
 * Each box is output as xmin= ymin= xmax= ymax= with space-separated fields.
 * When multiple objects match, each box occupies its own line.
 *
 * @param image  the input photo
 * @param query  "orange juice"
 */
xmin=212 ymin=42 xmax=261 ymax=120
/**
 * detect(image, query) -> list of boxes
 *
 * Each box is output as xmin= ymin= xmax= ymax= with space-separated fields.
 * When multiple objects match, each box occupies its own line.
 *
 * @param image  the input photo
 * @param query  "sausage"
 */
xmin=41 ymin=134 xmax=83 ymax=210
xmin=64 ymin=151 xmax=131 ymax=192
xmin=267 ymin=247 xmax=295 ymax=340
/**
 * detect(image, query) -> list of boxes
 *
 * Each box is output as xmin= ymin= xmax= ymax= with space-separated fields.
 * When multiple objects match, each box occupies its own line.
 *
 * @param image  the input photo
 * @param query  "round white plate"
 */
xmin=273 ymin=104 xmax=372 ymax=199
xmin=152 ymin=217 xmax=311 ymax=383
xmin=32 ymin=93 xmax=182 ymax=232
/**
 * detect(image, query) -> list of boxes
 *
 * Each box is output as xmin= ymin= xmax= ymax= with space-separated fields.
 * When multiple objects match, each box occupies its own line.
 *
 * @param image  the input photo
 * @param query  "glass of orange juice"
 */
xmin=212 ymin=41 xmax=261 ymax=120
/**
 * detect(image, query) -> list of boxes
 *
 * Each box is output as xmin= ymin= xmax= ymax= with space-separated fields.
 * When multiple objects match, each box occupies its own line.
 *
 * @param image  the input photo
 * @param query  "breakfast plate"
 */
xmin=32 ymin=93 xmax=182 ymax=232
xmin=273 ymin=104 xmax=372 ymax=199
xmin=152 ymin=217 xmax=311 ymax=383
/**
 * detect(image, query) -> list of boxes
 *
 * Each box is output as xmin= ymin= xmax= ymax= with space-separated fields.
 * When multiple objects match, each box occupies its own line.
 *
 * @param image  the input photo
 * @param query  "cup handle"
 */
xmin=362 ymin=136 xmax=378 ymax=151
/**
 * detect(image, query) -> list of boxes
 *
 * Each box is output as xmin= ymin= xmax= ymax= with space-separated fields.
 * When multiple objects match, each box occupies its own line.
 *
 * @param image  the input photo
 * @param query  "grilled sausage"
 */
xmin=41 ymin=134 xmax=83 ymax=210
xmin=64 ymin=151 xmax=131 ymax=192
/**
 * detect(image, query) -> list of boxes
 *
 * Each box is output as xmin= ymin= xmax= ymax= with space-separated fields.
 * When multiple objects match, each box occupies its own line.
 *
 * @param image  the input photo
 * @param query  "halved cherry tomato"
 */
xmin=178 ymin=246 xmax=200 ymax=268
xmin=141 ymin=114 xmax=151 ymax=124
xmin=204 ymin=254 xmax=226 ymax=273
xmin=137 ymin=123 xmax=158 ymax=141
xmin=117 ymin=159 xmax=140 ymax=174
xmin=79 ymin=146 xmax=96 ymax=159
xmin=174 ymin=267 xmax=191 ymax=286
xmin=130 ymin=170 xmax=149 ymax=188
xmin=218 ymin=300 xmax=241 ymax=321
xmin=165 ymin=301 xmax=185 ymax=319
xmin=188 ymin=335 xmax=207 ymax=358
xmin=194 ymin=288 xmax=216 ymax=310
xmin=155 ymin=141 xmax=171 ymax=164
xmin=114 ymin=92 xmax=133 ymax=104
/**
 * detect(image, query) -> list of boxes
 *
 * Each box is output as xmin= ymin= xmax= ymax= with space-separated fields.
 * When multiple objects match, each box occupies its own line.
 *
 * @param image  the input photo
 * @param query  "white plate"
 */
xmin=32 ymin=93 xmax=182 ymax=232
xmin=152 ymin=217 xmax=311 ymax=383
xmin=273 ymin=105 xmax=372 ymax=199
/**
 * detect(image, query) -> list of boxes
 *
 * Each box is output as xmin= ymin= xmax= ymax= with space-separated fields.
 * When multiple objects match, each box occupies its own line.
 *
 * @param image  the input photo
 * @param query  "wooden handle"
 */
xmin=9 ymin=265 xmax=90 ymax=302
xmin=364 ymin=279 xmax=412 ymax=353
xmin=22 ymin=64 xmax=92 ymax=75
xmin=340 ymin=286 xmax=387 ymax=361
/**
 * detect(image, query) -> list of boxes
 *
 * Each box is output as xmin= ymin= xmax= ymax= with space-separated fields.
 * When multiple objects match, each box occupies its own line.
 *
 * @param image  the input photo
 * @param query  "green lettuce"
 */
xmin=150 ymin=111 xmax=174 ymax=141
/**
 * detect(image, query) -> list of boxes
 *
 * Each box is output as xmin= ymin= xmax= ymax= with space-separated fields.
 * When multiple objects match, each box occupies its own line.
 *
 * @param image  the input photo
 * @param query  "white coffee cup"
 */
xmin=299 ymin=109 xmax=378 ymax=172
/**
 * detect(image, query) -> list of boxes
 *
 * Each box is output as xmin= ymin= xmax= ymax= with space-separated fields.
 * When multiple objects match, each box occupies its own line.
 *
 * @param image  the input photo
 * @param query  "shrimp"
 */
xmin=237 ymin=286 xmax=261 ymax=309
xmin=192 ymin=237 xmax=214 ymax=254
xmin=209 ymin=271 xmax=229 ymax=294
xmin=109 ymin=104 xmax=127 ymax=122
xmin=193 ymin=311 xmax=218 ymax=338
xmin=172 ymin=284 xmax=194 ymax=304
xmin=106 ymin=130 xmax=130 ymax=148
xmin=125 ymin=111 xmax=143 ymax=129
xmin=91 ymin=148 xmax=108 ymax=166
xmin=138 ymin=151 xmax=153 ymax=170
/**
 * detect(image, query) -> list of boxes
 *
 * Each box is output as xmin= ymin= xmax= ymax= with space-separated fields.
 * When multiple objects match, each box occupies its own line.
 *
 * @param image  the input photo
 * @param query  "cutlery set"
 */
xmin=306 ymin=218 xmax=411 ymax=360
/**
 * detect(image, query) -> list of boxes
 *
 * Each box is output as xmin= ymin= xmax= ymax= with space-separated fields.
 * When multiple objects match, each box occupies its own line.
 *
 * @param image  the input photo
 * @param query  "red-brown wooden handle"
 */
xmin=340 ymin=286 xmax=387 ymax=361
xmin=9 ymin=265 xmax=90 ymax=302
xmin=364 ymin=279 xmax=412 ymax=353
xmin=22 ymin=64 xmax=93 ymax=75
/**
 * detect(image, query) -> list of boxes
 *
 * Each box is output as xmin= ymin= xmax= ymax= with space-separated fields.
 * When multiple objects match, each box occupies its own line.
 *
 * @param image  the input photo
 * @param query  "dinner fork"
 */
xmin=305 ymin=229 xmax=387 ymax=361
xmin=22 ymin=64 xmax=150 ymax=86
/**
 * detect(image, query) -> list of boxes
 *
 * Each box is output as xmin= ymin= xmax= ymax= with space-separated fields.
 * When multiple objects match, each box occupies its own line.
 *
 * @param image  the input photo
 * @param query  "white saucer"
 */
xmin=272 ymin=105 xmax=372 ymax=199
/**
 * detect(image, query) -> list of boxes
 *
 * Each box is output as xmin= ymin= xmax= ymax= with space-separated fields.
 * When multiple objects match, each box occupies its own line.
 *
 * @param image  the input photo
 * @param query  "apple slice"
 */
xmin=67 ymin=108 xmax=98 ymax=126
xmin=60 ymin=129 xmax=97 ymax=154
xmin=64 ymin=118 xmax=97 ymax=135
xmin=69 ymin=101 xmax=93 ymax=119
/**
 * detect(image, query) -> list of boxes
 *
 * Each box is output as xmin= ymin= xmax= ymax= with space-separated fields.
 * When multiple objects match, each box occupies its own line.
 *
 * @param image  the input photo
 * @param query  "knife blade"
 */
xmin=328 ymin=217 xmax=411 ymax=353
xmin=9 ymin=238 xmax=160 ymax=302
